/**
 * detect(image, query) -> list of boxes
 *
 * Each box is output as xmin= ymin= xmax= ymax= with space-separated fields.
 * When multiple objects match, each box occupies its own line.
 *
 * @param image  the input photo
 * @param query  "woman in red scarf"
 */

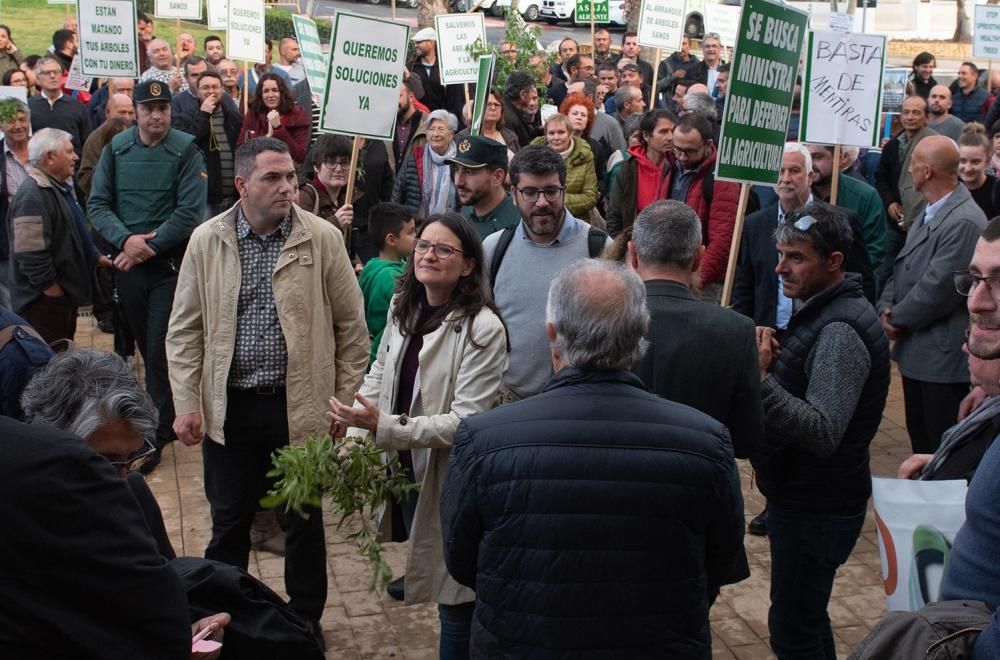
xmin=236 ymin=72 xmax=309 ymax=163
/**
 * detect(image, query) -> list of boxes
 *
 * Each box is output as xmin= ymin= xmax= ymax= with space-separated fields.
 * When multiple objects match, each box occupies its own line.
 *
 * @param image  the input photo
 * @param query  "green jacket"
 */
xmin=830 ymin=172 xmax=887 ymax=270
xmin=530 ymin=136 xmax=598 ymax=218
xmin=461 ymin=194 xmax=521 ymax=241
xmin=358 ymin=257 xmax=405 ymax=365
xmin=89 ymin=126 xmax=207 ymax=255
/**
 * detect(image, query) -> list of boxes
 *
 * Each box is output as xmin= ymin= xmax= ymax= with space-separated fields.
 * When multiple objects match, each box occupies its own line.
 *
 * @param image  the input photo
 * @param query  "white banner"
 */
xmin=434 ymin=13 xmax=486 ymax=86
xmin=872 ymin=478 xmax=968 ymax=612
xmin=637 ymin=0 xmax=686 ymax=51
xmin=154 ymin=0 xmax=201 ymax=20
xmin=77 ymin=0 xmax=139 ymax=78
xmin=974 ymin=5 xmax=1000 ymax=60
xmin=800 ymin=30 xmax=886 ymax=148
xmin=208 ymin=0 xmax=228 ymax=30
xmin=704 ymin=3 xmax=740 ymax=50
xmin=64 ymin=55 xmax=94 ymax=92
xmin=0 ymin=86 xmax=29 ymax=103
xmin=321 ymin=11 xmax=409 ymax=140
xmin=227 ymin=0 xmax=265 ymax=64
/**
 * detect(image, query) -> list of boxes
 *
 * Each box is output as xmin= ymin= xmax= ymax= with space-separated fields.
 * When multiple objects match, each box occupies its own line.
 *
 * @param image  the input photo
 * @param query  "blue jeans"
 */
xmin=767 ymin=503 xmax=866 ymax=660
xmin=438 ymin=602 xmax=474 ymax=660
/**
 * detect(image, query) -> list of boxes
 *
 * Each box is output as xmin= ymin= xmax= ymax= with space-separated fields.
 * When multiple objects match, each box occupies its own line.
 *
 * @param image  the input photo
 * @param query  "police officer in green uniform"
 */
xmin=448 ymin=135 xmax=520 ymax=241
xmin=89 ymin=80 xmax=207 ymax=466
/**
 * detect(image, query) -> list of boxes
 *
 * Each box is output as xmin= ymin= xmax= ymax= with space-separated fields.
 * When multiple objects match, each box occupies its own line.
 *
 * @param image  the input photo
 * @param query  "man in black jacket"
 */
xmin=180 ymin=71 xmax=242 ymax=215
xmin=441 ymin=259 xmax=748 ymax=659
xmin=754 ymin=203 xmax=889 ymax=660
xmin=629 ymin=200 xmax=761 ymax=460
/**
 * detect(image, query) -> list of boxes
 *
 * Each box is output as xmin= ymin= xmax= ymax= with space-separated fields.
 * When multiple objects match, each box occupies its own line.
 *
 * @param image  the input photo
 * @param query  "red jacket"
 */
xmin=236 ymin=103 xmax=310 ymax=163
xmin=658 ymin=145 xmax=740 ymax=285
xmin=628 ymin=143 xmax=662 ymax=213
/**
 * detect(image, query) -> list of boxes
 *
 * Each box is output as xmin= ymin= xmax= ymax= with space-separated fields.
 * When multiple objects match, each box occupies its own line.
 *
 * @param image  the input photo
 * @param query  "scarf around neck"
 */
xmin=422 ymin=141 xmax=456 ymax=216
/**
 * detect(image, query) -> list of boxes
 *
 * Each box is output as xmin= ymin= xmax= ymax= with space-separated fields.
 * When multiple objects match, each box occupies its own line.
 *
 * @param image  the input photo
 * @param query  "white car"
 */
xmin=538 ymin=0 xmax=626 ymax=27
xmin=479 ymin=0 xmax=543 ymax=22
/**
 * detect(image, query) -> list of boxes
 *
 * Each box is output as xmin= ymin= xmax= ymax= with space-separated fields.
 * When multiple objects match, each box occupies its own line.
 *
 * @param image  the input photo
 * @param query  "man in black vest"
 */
xmin=754 ymin=203 xmax=890 ymax=660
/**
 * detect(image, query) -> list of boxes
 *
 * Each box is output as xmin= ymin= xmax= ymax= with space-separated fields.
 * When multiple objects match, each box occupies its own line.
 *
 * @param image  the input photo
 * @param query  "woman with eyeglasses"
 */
xmin=456 ymin=88 xmax=521 ymax=160
xmin=392 ymin=109 xmax=460 ymax=217
xmin=327 ymin=212 xmax=507 ymax=660
xmin=236 ymin=72 xmax=310 ymax=163
xmin=299 ymin=134 xmax=358 ymax=246
xmin=531 ymin=113 xmax=599 ymax=220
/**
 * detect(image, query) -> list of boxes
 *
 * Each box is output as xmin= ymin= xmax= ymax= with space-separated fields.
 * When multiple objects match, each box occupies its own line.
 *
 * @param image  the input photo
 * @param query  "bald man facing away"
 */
xmin=878 ymin=135 xmax=988 ymax=454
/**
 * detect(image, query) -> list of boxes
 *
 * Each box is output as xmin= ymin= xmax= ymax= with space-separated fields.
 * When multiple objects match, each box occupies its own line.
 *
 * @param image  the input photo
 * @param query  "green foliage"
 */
xmin=0 ymin=99 xmax=23 ymax=125
xmin=262 ymin=435 xmax=418 ymax=592
xmin=468 ymin=8 xmax=553 ymax=100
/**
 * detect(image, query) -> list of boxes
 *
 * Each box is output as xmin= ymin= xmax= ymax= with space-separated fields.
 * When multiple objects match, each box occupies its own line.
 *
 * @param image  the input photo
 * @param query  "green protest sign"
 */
xmin=321 ymin=10 xmax=409 ymax=140
xmin=576 ymin=0 xmax=608 ymax=23
xmin=293 ymin=14 xmax=327 ymax=98
xmin=715 ymin=0 xmax=808 ymax=185
xmin=470 ymin=54 xmax=496 ymax=136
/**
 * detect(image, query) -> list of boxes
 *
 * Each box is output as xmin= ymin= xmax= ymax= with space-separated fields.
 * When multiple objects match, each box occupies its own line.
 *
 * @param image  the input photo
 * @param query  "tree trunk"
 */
xmin=955 ymin=0 xmax=972 ymax=42
xmin=417 ymin=0 xmax=451 ymax=28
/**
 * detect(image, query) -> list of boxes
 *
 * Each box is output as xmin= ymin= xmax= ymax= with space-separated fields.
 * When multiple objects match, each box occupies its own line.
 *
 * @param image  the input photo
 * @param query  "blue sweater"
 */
xmin=942 ymin=434 xmax=1000 ymax=658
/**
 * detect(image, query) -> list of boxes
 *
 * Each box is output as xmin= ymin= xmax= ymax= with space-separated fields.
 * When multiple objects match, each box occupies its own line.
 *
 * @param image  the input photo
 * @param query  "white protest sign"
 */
xmin=704 ymin=3 xmax=740 ymax=49
xmin=974 ymin=5 xmax=1000 ymax=60
xmin=64 ymin=55 xmax=94 ymax=92
xmin=321 ymin=11 xmax=409 ymax=140
xmin=208 ymin=0 xmax=228 ymax=30
xmin=434 ymin=13 xmax=486 ymax=86
xmin=637 ymin=0 xmax=686 ymax=51
xmin=800 ymin=30 xmax=886 ymax=148
xmin=829 ymin=11 xmax=853 ymax=33
xmin=293 ymin=14 xmax=327 ymax=98
xmin=154 ymin=0 xmax=201 ymax=20
xmin=0 ymin=86 xmax=29 ymax=103
xmin=77 ymin=0 xmax=139 ymax=78
xmin=227 ymin=0 xmax=265 ymax=64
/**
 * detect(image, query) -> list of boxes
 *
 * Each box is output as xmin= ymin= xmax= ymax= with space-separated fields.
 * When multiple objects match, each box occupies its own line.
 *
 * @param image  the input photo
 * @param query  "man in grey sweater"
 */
xmin=754 ymin=202 xmax=890 ymax=659
xmin=484 ymin=145 xmax=611 ymax=402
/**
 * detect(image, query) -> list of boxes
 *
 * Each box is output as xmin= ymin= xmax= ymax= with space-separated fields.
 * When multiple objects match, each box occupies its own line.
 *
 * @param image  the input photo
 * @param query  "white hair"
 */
xmin=28 ymin=128 xmax=72 ymax=167
xmin=546 ymin=260 xmax=649 ymax=371
xmin=427 ymin=109 xmax=458 ymax=132
xmin=147 ymin=38 xmax=171 ymax=56
xmin=784 ymin=141 xmax=812 ymax=173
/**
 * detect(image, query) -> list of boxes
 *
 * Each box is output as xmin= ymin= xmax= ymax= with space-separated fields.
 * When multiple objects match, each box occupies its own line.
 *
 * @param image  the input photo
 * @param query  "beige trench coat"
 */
xmin=167 ymin=203 xmax=370 ymax=445
xmin=349 ymin=304 xmax=508 ymax=605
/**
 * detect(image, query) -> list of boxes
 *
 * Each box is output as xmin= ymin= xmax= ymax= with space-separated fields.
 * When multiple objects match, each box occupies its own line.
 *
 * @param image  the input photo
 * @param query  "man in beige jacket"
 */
xmin=166 ymin=136 xmax=369 ymax=649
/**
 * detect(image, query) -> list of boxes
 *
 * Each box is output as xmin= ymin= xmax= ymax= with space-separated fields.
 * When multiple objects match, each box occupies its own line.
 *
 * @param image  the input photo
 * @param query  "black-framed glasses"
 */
xmin=515 ymin=186 xmax=565 ymax=203
xmin=108 ymin=439 xmax=158 ymax=474
xmin=414 ymin=239 xmax=464 ymax=259
xmin=955 ymin=270 xmax=1000 ymax=300
xmin=672 ymin=144 xmax=704 ymax=157
xmin=323 ymin=158 xmax=350 ymax=171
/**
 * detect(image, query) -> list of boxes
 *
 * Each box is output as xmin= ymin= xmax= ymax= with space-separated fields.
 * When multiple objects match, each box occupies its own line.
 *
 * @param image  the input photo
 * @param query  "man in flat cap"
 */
xmin=408 ymin=27 xmax=465 ymax=123
xmin=449 ymin=135 xmax=520 ymax=241
xmin=89 ymin=79 xmax=208 ymax=472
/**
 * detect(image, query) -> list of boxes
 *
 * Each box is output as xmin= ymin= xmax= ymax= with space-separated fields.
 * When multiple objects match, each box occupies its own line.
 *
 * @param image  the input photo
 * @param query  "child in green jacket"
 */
xmin=358 ymin=202 xmax=417 ymax=365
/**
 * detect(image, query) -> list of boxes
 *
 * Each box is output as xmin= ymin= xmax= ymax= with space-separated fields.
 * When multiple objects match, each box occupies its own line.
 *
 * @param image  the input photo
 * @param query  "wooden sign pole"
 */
xmin=720 ymin=182 xmax=752 ymax=307
xmin=392 ymin=0 xmax=397 ymax=20
xmin=649 ymin=47 xmax=662 ymax=108
xmin=343 ymin=136 xmax=362 ymax=248
xmin=830 ymin=143 xmax=842 ymax=206
xmin=590 ymin=0 xmax=596 ymax=50
xmin=242 ymin=62 xmax=249 ymax=114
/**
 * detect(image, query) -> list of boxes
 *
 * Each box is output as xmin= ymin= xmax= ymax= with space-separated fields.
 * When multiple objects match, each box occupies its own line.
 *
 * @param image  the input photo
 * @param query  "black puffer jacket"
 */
xmin=441 ymin=368 xmax=749 ymax=659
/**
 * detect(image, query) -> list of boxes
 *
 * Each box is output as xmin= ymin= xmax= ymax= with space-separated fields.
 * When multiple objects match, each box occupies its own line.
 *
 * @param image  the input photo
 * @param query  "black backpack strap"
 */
xmin=587 ymin=227 xmax=609 ymax=257
xmin=702 ymin=171 xmax=713 ymax=205
xmin=489 ymin=227 xmax=517 ymax=289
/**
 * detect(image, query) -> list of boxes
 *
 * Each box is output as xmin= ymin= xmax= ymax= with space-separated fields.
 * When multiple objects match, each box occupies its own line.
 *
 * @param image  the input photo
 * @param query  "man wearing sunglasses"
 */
xmin=754 ymin=204 xmax=890 ymax=659
xmin=878 ymin=135 xmax=988 ymax=456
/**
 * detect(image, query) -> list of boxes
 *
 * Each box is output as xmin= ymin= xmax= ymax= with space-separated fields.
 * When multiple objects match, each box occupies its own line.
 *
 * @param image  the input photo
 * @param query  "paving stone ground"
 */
xmin=72 ymin=313 xmax=911 ymax=659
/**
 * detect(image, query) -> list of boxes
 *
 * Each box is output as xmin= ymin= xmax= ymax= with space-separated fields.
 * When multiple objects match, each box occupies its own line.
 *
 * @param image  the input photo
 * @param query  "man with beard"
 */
xmin=878 ymin=135 xmax=987 ymax=455
xmin=927 ymin=84 xmax=965 ymax=142
xmin=88 ymin=80 xmax=207 ymax=472
xmin=449 ymin=135 xmax=519 ymax=240
xmin=394 ymin=79 xmax=426 ymax=172
xmin=483 ymin=145 xmax=611 ymax=403
xmin=807 ymin=143 xmax=887 ymax=271
xmin=408 ymin=28 xmax=463 ymax=121
xmin=501 ymin=70 xmax=542 ymax=149
xmin=939 ymin=219 xmax=1000 ymax=654
xmin=204 ymin=35 xmax=225 ymax=67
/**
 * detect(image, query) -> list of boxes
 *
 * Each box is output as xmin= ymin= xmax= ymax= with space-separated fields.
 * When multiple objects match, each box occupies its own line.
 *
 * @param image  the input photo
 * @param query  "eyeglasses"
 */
xmin=515 ymin=186 xmax=565 ymax=203
xmin=108 ymin=439 xmax=158 ymax=474
xmin=793 ymin=215 xmax=818 ymax=231
xmin=486 ymin=102 xmax=502 ymax=109
xmin=323 ymin=158 xmax=350 ymax=171
xmin=955 ymin=270 xmax=1000 ymax=301
xmin=38 ymin=69 xmax=62 ymax=77
xmin=414 ymin=239 xmax=464 ymax=259
xmin=673 ymin=144 xmax=704 ymax=157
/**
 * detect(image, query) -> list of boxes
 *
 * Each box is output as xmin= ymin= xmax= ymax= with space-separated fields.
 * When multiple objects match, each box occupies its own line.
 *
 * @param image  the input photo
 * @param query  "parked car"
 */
xmin=478 ymin=0 xmax=542 ymax=21
xmin=539 ymin=0 xmax=626 ymax=27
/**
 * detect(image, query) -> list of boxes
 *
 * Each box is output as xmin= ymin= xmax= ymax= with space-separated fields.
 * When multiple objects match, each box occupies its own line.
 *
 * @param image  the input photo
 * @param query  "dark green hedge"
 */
xmin=134 ymin=1 xmax=332 ymax=43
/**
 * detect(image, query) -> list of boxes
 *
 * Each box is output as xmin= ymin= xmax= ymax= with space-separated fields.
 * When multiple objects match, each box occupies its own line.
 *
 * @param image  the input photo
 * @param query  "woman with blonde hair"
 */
xmin=958 ymin=122 xmax=999 ymax=219
xmin=531 ymin=113 xmax=599 ymax=219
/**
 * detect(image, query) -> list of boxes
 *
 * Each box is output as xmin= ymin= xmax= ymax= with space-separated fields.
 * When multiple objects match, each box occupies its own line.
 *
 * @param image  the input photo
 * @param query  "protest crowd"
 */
xmin=5 ymin=8 xmax=1000 ymax=659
